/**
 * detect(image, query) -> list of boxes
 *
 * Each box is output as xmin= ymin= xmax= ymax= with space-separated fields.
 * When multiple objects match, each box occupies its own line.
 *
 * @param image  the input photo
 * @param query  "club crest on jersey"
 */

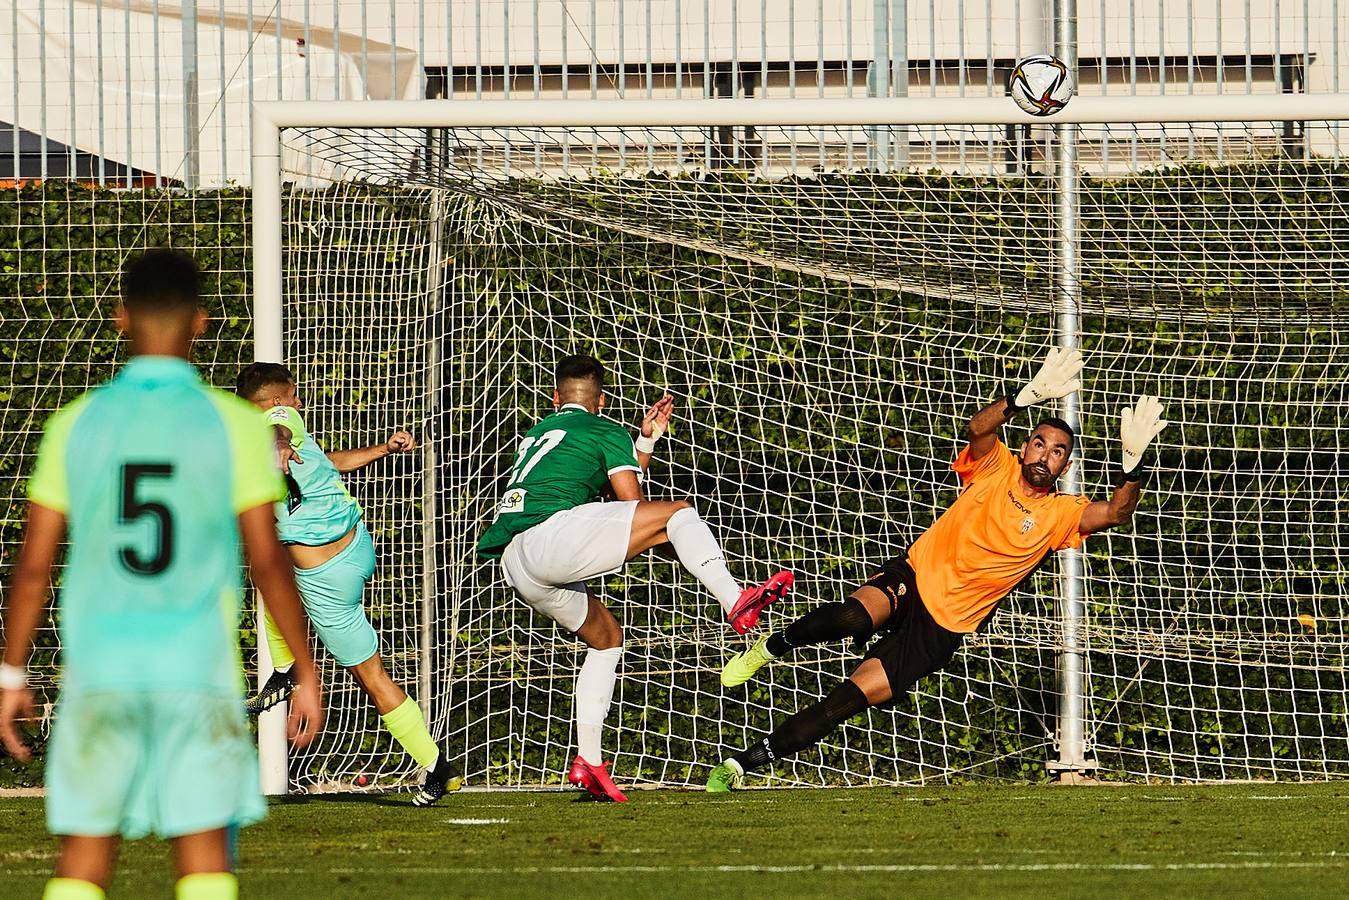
xmin=1019 ymin=516 xmax=1035 ymax=534
xmin=498 ymin=488 xmax=527 ymax=515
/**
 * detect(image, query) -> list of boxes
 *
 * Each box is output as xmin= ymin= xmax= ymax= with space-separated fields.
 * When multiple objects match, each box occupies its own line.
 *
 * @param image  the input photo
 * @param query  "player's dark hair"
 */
xmin=554 ymin=354 xmax=605 ymax=392
xmin=235 ymin=361 xmax=295 ymax=399
xmin=121 ymin=248 xmax=201 ymax=315
xmin=1034 ymin=416 xmax=1076 ymax=452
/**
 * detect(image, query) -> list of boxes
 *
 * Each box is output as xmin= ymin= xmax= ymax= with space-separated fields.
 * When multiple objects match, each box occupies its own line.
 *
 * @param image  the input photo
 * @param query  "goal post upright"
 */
xmin=1050 ymin=0 xmax=1095 ymax=780
xmin=250 ymin=108 xmax=288 ymax=796
xmin=250 ymin=92 xmax=1349 ymax=791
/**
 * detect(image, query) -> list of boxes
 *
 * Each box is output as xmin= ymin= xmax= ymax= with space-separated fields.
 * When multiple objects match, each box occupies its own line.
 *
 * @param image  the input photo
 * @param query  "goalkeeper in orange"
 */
xmin=707 ymin=348 xmax=1169 ymax=790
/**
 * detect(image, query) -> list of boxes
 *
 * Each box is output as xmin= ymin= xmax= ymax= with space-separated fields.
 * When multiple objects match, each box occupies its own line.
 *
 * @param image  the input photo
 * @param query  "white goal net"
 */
xmin=265 ymin=105 xmax=1348 ymax=789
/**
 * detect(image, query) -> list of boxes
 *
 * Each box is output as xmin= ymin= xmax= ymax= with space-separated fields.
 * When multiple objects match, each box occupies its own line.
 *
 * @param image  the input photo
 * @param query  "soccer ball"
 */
xmin=1007 ymin=55 xmax=1075 ymax=117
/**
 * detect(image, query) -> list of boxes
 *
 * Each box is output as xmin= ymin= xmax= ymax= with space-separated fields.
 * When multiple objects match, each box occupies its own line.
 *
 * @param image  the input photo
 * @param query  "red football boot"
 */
xmin=568 ymin=756 xmax=629 ymax=803
xmin=728 ymin=570 xmax=795 ymax=635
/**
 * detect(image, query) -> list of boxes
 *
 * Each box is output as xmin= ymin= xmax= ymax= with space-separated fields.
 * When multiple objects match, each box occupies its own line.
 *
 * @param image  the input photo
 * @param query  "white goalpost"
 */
xmin=251 ymin=94 xmax=1349 ymax=793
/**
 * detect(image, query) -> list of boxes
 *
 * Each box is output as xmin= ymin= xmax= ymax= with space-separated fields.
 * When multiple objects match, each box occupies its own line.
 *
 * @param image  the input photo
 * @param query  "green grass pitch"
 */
xmin=3 ymin=783 xmax=1347 ymax=898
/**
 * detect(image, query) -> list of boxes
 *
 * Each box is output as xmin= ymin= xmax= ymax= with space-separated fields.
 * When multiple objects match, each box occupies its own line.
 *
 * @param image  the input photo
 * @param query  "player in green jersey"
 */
xmin=0 ymin=249 xmax=323 ymax=900
xmin=234 ymin=362 xmax=460 ymax=807
xmin=477 ymin=354 xmax=793 ymax=802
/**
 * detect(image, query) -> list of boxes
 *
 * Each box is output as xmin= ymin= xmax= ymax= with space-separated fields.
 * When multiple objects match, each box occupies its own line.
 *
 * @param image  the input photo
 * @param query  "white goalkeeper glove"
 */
xmin=1119 ymin=394 xmax=1168 ymax=479
xmin=1011 ymin=347 xmax=1085 ymax=411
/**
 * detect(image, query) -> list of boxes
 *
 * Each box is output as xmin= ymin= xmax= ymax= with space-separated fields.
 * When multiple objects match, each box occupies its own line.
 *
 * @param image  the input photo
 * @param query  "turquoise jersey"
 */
xmin=26 ymin=356 xmax=283 ymax=695
xmin=264 ymin=405 xmax=362 ymax=546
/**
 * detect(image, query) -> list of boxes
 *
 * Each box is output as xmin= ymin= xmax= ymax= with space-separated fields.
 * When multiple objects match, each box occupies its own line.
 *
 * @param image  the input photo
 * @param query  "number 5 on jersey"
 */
xmin=119 ymin=463 xmax=175 ymax=575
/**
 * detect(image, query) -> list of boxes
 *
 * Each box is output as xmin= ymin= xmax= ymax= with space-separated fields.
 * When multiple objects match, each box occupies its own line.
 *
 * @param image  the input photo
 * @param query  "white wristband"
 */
xmin=0 ymin=663 xmax=27 ymax=691
xmin=635 ymin=424 xmax=664 ymax=454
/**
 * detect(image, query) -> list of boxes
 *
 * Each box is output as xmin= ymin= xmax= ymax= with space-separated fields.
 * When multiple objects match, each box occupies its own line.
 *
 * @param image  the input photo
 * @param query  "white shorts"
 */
xmin=500 ymin=500 xmax=638 ymax=632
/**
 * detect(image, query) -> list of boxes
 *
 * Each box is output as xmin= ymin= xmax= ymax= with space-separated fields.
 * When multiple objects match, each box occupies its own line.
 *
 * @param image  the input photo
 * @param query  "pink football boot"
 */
xmin=568 ymin=756 xmax=629 ymax=803
xmin=728 ymin=570 xmax=795 ymax=635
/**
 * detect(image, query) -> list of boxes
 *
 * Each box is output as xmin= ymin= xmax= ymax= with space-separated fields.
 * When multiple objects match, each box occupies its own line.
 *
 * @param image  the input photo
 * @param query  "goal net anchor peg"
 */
xmin=1047 ymin=758 xmax=1101 ymax=785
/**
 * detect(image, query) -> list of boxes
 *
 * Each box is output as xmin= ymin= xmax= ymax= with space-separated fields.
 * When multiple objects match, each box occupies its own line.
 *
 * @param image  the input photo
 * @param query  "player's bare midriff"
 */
xmin=288 ymin=525 xmax=357 ymax=570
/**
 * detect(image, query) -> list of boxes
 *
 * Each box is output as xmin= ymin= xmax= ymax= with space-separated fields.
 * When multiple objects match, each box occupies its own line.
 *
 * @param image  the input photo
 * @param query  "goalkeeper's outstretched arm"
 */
xmin=966 ymin=396 xmax=1016 ymax=461
xmin=968 ymin=348 xmax=1086 ymax=461
xmin=1079 ymin=394 xmax=1168 ymax=534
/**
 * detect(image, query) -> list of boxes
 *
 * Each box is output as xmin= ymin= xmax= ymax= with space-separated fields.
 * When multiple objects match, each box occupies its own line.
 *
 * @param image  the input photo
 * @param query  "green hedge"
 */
xmin=3 ymin=166 xmax=1346 ymax=789
xmin=0 ymin=184 xmax=256 ymax=785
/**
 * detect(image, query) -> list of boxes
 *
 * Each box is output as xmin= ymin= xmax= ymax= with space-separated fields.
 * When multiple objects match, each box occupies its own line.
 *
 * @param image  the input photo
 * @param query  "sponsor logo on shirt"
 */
xmin=498 ymin=488 xmax=526 ymax=515
xmin=1007 ymin=489 xmax=1039 ymax=534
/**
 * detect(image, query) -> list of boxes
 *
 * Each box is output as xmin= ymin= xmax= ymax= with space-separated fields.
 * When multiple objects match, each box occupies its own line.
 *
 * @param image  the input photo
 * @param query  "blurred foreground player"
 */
xmin=0 ymin=249 xmax=322 ymax=899
xmin=708 ymin=349 xmax=1168 ymax=790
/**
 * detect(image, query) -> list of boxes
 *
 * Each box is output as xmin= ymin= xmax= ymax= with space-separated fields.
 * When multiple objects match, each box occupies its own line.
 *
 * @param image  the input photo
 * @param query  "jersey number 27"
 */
xmin=508 ymin=429 xmax=566 ymax=484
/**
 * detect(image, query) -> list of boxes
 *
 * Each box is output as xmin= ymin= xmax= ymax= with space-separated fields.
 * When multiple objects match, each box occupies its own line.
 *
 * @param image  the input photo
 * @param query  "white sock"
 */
xmin=665 ymin=506 xmax=742 ymax=615
xmin=575 ymin=646 xmax=623 ymax=765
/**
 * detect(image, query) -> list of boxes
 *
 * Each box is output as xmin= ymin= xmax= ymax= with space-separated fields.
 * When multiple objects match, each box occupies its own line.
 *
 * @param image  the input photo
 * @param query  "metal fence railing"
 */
xmin=2 ymin=2 xmax=1346 ymax=186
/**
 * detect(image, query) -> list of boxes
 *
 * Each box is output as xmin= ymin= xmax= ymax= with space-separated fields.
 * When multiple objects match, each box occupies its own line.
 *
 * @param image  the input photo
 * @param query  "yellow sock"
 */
xmin=176 ymin=872 xmax=238 ymax=900
xmin=263 ymin=607 xmax=295 ymax=670
xmin=43 ymin=879 xmax=105 ymax=900
xmin=380 ymin=697 xmax=439 ymax=769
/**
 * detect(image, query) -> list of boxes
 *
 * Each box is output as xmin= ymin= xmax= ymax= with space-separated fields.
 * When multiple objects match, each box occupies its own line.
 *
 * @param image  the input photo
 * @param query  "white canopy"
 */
xmin=3 ymin=1 xmax=419 ymax=186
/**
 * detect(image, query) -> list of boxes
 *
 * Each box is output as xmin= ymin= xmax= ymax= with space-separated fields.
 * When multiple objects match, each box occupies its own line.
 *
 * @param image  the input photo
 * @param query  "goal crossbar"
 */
xmin=252 ymin=94 xmax=1349 ymax=132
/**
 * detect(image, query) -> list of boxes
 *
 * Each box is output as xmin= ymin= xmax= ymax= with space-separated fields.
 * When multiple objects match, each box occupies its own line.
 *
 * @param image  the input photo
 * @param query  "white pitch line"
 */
xmin=5 ymin=860 xmax=1345 ymax=880
xmin=223 ymin=860 xmax=1348 ymax=877
xmin=1247 ymin=795 xmax=1305 ymax=801
xmin=443 ymin=818 xmax=510 ymax=825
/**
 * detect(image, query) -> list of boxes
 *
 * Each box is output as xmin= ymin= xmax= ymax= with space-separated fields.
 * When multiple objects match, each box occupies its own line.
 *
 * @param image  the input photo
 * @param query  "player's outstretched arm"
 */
xmin=238 ymin=504 xmax=324 ymax=747
xmin=325 ymin=430 xmax=416 ymax=473
xmin=969 ymin=347 xmax=1086 ymax=461
xmin=634 ymin=394 xmax=674 ymax=471
xmin=1079 ymin=395 xmax=1169 ymax=534
xmin=0 ymin=502 xmax=66 ymax=762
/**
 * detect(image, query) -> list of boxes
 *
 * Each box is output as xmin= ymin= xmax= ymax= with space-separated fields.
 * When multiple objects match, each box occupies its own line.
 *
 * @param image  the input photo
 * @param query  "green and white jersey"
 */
xmin=263 ymin=405 xmax=362 ymax=546
xmin=477 ymin=404 xmax=641 ymax=559
xmin=26 ymin=356 xmax=284 ymax=695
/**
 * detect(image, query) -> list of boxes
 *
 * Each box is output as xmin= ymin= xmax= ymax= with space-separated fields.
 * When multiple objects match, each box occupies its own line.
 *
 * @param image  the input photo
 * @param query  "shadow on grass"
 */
xmin=275 ymin=792 xmax=414 ymax=809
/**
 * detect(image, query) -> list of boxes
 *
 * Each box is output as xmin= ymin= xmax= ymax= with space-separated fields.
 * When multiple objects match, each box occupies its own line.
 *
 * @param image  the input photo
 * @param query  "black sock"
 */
xmin=733 ymin=737 xmax=777 ymax=773
xmin=765 ymin=631 xmax=793 ymax=657
xmin=732 ymin=679 xmax=871 ymax=773
xmin=767 ymin=598 xmax=874 ymax=657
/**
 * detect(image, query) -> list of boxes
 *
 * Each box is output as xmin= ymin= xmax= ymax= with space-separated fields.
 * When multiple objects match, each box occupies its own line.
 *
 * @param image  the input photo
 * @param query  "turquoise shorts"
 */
xmin=295 ymin=522 xmax=379 ymax=667
xmin=45 ymin=690 xmax=265 ymax=839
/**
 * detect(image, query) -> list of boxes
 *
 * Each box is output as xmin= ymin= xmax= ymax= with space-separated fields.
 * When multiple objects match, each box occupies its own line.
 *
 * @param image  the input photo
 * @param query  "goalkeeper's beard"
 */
xmin=1021 ymin=460 xmax=1056 ymax=489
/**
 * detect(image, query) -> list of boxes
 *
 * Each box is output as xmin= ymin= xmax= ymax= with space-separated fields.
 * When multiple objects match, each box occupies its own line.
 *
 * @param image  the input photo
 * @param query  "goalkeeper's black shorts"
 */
xmin=860 ymin=557 xmax=965 ymax=708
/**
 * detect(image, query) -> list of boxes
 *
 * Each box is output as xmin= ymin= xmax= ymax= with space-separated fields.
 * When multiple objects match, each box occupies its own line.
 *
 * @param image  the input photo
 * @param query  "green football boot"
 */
xmin=721 ymin=634 xmax=776 ymax=688
xmin=705 ymin=761 xmax=743 ymax=793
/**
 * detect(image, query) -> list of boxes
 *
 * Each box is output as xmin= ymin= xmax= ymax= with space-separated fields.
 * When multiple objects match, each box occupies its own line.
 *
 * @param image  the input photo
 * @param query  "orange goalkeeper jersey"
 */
xmin=908 ymin=438 xmax=1090 ymax=633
